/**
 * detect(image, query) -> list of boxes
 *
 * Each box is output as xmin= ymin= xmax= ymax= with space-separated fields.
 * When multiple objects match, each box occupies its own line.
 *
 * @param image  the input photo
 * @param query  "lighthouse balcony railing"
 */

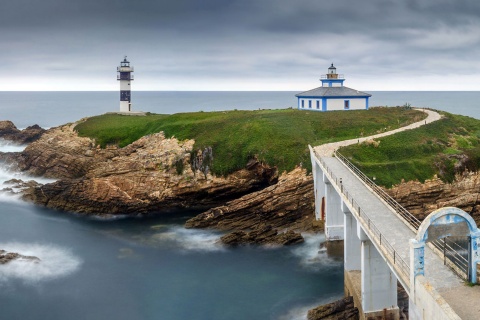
xmin=117 ymin=66 xmax=134 ymax=72
xmin=117 ymin=75 xmax=134 ymax=80
xmin=321 ymin=74 xmax=344 ymax=80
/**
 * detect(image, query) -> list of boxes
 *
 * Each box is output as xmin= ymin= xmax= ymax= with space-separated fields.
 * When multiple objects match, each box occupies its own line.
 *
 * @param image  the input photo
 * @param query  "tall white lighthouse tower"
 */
xmin=117 ymin=56 xmax=134 ymax=112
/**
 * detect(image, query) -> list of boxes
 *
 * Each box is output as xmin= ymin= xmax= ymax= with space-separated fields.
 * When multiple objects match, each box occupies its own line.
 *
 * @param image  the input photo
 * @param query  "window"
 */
xmin=301 ymin=100 xmax=304 ymax=108
xmin=309 ymin=100 xmax=312 ymax=108
xmin=316 ymin=101 xmax=320 ymax=109
xmin=344 ymin=100 xmax=350 ymax=110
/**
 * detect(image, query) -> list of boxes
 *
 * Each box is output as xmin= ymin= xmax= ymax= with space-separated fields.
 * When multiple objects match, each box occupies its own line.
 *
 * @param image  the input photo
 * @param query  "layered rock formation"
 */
xmin=185 ymin=167 xmax=319 ymax=245
xmin=0 ymin=120 xmax=45 ymax=144
xmin=307 ymin=296 xmax=359 ymax=320
xmin=12 ymin=124 xmax=278 ymax=216
xmin=386 ymin=171 xmax=480 ymax=223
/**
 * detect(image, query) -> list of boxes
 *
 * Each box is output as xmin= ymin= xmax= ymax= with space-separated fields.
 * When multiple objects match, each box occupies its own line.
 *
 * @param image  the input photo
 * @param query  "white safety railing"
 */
xmin=334 ymin=150 xmax=469 ymax=280
xmin=316 ymin=151 xmax=411 ymax=279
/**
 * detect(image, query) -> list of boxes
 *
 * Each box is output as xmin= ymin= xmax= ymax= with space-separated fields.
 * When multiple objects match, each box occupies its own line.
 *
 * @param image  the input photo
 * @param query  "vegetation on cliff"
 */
xmin=339 ymin=112 xmax=480 ymax=187
xmin=75 ymin=107 xmax=425 ymax=175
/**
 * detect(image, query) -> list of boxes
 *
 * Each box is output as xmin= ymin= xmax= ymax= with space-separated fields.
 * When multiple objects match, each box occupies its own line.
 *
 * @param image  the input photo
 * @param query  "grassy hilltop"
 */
xmin=339 ymin=112 xmax=480 ymax=187
xmin=75 ymin=107 xmax=425 ymax=176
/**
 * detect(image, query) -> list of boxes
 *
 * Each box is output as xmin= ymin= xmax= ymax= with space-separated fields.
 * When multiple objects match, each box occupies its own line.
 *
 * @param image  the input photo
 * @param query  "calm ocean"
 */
xmin=0 ymin=91 xmax=478 ymax=128
xmin=0 ymin=91 xmax=478 ymax=319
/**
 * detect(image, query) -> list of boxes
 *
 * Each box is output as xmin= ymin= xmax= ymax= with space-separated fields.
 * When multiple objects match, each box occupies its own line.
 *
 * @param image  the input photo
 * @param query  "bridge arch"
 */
xmin=416 ymin=207 xmax=477 ymax=243
xmin=411 ymin=207 xmax=480 ymax=284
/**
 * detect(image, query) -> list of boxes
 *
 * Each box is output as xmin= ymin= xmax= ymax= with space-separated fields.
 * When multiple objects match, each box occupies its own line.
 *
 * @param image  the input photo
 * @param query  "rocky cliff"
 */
xmin=0 ymin=120 xmax=45 ymax=144
xmin=8 ymin=123 xmax=278 ymax=216
xmin=386 ymin=171 xmax=480 ymax=223
xmin=185 ymin=167 xmax=320 ymax=245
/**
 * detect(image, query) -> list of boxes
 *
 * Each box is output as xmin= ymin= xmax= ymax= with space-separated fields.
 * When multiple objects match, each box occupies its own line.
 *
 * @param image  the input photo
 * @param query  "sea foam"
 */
xmin=0 ymin=242 xmax=82 ymax=284
xmin=152 ymin=226 xmax=225 ymax=252
xmin=290 ymin=233 xmax=342 ymax=271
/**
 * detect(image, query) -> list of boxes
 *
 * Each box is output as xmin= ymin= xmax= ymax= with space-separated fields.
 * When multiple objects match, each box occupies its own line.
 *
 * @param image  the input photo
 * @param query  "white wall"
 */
xmin=299 ymin=98 xmax=322 ymax=110
xmin=120 ymin=81 xmax=131 ymax=91
xmin=299 ymin=97 xmax=367 ymax=111
xmin=409 ymin=276 xmax=461 ymax=320
xmin=327 ymin=98 xmax=367 ymax=111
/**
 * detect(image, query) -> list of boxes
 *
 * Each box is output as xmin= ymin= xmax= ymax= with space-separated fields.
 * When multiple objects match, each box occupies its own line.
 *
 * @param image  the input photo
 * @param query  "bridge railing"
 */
xmin=315 ymin=152 xmax=411 ymax=279
xmin=334 ymin=151 xmax=421 ymax=230
xmin=333 ymin=150 xmax=469 ymax=280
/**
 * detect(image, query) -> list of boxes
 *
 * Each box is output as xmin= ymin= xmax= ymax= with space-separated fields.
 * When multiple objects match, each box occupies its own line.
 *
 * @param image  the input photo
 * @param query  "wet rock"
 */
xmin=0 ymin=249 xmax=41 ymax=264
xmin=186 ymin=167 xmax=317 ymax=233
xmin=0 ymin=121 xmax=45 ymax=144
xmin=220 ymin=225 xmax=304 ymax=246
xmin=307 ymin=296 xmax=359 ymax=320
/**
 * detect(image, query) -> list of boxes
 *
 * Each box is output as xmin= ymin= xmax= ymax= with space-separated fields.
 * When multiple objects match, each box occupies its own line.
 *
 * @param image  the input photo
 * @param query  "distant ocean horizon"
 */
xmin=0 ymin=91 xmax=479 ymax=128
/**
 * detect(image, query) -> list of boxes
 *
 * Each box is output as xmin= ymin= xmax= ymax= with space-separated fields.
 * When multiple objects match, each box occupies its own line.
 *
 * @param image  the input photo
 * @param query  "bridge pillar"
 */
xmin=309 ymin=147 xmax=326 ymax=221
xmin=325 ymin=182 xmax=344 ymax=240
xmin=343 ymin=203 xmax=361 ymax=271
xmin=313 ymin=165 xmax=326 ymax=220
xmin=361 ymin=238 xmax=399 ymax=319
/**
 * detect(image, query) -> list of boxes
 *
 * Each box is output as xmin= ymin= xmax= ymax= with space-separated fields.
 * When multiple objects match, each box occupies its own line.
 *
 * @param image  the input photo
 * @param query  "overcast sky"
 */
xmin=2 ymin=0 xmax=480 ymax=91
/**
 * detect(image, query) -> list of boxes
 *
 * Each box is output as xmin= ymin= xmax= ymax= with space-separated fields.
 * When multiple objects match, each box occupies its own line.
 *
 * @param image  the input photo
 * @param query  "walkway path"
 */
xmin=315 ymin=108 xmax=442 ymax=156
xmin=312 ymin=108 xmax=480 ymax=319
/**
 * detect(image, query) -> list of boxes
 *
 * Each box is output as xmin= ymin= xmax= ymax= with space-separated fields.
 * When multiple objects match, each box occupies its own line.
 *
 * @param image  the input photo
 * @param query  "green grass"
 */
xmin=339 ymin=112 xmax=480 ymax=187
xmin=75 ymin=107 xmax=425 ymax=176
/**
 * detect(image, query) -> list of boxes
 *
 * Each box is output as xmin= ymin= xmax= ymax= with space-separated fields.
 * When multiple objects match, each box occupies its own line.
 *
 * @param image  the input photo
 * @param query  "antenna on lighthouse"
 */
xmin=117 ymin=56 xmax=134 ymax=112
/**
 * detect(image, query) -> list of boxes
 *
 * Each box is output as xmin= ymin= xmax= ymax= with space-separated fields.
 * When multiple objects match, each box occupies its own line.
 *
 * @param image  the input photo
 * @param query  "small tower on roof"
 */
xmin=321 ymin=63 xmax=345 ymax=87
xmin=117 ymin=56 xmax=134 ymax=112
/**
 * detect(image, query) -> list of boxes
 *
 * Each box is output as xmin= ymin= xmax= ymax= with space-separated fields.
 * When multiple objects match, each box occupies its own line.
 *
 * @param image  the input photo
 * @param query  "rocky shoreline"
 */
xmin=0 ymin=121 xmax=312 ymax=245
xmin=1 ymin=119 xmax=479 ymax=245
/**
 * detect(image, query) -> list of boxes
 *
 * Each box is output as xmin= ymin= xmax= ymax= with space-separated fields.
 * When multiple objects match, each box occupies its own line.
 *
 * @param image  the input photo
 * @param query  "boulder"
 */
xmin=307 ymin=296 xmax=359 ymax=320
xmin=0 ymin=121 xmax=45 ymax=144
xmin=220 ymin=225 xmax=304 ymax=246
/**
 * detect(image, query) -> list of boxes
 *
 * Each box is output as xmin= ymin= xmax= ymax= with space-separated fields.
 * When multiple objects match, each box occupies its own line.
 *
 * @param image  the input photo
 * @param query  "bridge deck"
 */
xmin=320 ymin=155 xmax=480 ymax=319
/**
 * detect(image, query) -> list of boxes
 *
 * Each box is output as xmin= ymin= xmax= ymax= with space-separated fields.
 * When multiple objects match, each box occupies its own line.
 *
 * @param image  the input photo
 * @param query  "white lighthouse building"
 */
xmin=117 ymin=56 xmax=134 ymax=112
xmin=296 ymin=64 xmax=371 ymax=112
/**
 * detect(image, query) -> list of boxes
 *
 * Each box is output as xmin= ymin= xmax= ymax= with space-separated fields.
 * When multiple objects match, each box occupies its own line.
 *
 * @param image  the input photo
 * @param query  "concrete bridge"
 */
xmin=310 ymin=109 xmax=480 ymax=320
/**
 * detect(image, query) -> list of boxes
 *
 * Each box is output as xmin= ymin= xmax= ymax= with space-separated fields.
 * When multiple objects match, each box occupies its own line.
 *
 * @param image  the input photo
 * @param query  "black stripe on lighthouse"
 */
xmin=120 ymin=90 xmax=131 ymax=102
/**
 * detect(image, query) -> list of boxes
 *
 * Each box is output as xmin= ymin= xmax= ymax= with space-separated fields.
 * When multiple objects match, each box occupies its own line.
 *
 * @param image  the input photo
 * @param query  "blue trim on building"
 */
xmin=321 ymin=79 xmax=345 ymax=87
xmin=366 ymin=97 xmax=369 ymax=110
xmin=322 ymin=98 xmax=327 ymax=111
xmin=298 ymin=95 xmax=370 ymax=99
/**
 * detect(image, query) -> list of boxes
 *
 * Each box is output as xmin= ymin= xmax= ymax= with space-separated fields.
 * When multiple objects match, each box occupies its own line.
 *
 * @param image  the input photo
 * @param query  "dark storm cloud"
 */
xmin=3 ymin=0 xmax=480 ymax=89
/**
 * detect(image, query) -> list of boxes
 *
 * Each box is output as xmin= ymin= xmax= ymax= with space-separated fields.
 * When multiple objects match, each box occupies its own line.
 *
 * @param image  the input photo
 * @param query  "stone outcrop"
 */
xmin=185 ymin=167 xmax=319 ymax=245
xmin=0 ymin=120 xmax=45 ymax=144
xmin=0 ymin=250 xmax=40 ymax=264
xmin=386 ymin=171 xmax=480 ymax=223
xmin=220 ymin=226 xmax=304 ymax=246
xmin=185 ymin=167 xmax=316 ymax=231
xmin=307 ymin=296 xmax=359 ymax=320
xmin=15 ymin=124 xmax=278 ymax=215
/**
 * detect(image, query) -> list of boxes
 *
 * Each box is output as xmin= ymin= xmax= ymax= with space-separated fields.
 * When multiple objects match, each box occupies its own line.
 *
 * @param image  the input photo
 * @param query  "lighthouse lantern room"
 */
xmin=117 ymin=56 xmax=134 ymax=112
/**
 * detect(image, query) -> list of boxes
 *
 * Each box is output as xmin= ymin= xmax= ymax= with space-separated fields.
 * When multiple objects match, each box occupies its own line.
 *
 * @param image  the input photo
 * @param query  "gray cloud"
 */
xmin=2 ymin=0 xmax=480 ymax=90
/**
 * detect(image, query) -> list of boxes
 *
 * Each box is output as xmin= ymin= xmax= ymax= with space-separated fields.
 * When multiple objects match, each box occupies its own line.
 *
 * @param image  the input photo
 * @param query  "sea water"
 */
xmin=0 ymin=91 xmax=478 ymax=319
xmin=0 ymin=91 xmax=478 ymax=128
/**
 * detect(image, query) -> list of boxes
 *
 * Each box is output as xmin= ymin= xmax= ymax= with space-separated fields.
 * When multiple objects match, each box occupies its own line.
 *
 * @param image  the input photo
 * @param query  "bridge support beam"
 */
xmin=361 ymin=237 xmax=399 ymax=319
xmin=344 ymin=204 xmax=361 ymax=271
xmin=325 ymin=182 xmax=344 ymax=240
xmin=312 ymin=163 xmax=326 ymax=220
